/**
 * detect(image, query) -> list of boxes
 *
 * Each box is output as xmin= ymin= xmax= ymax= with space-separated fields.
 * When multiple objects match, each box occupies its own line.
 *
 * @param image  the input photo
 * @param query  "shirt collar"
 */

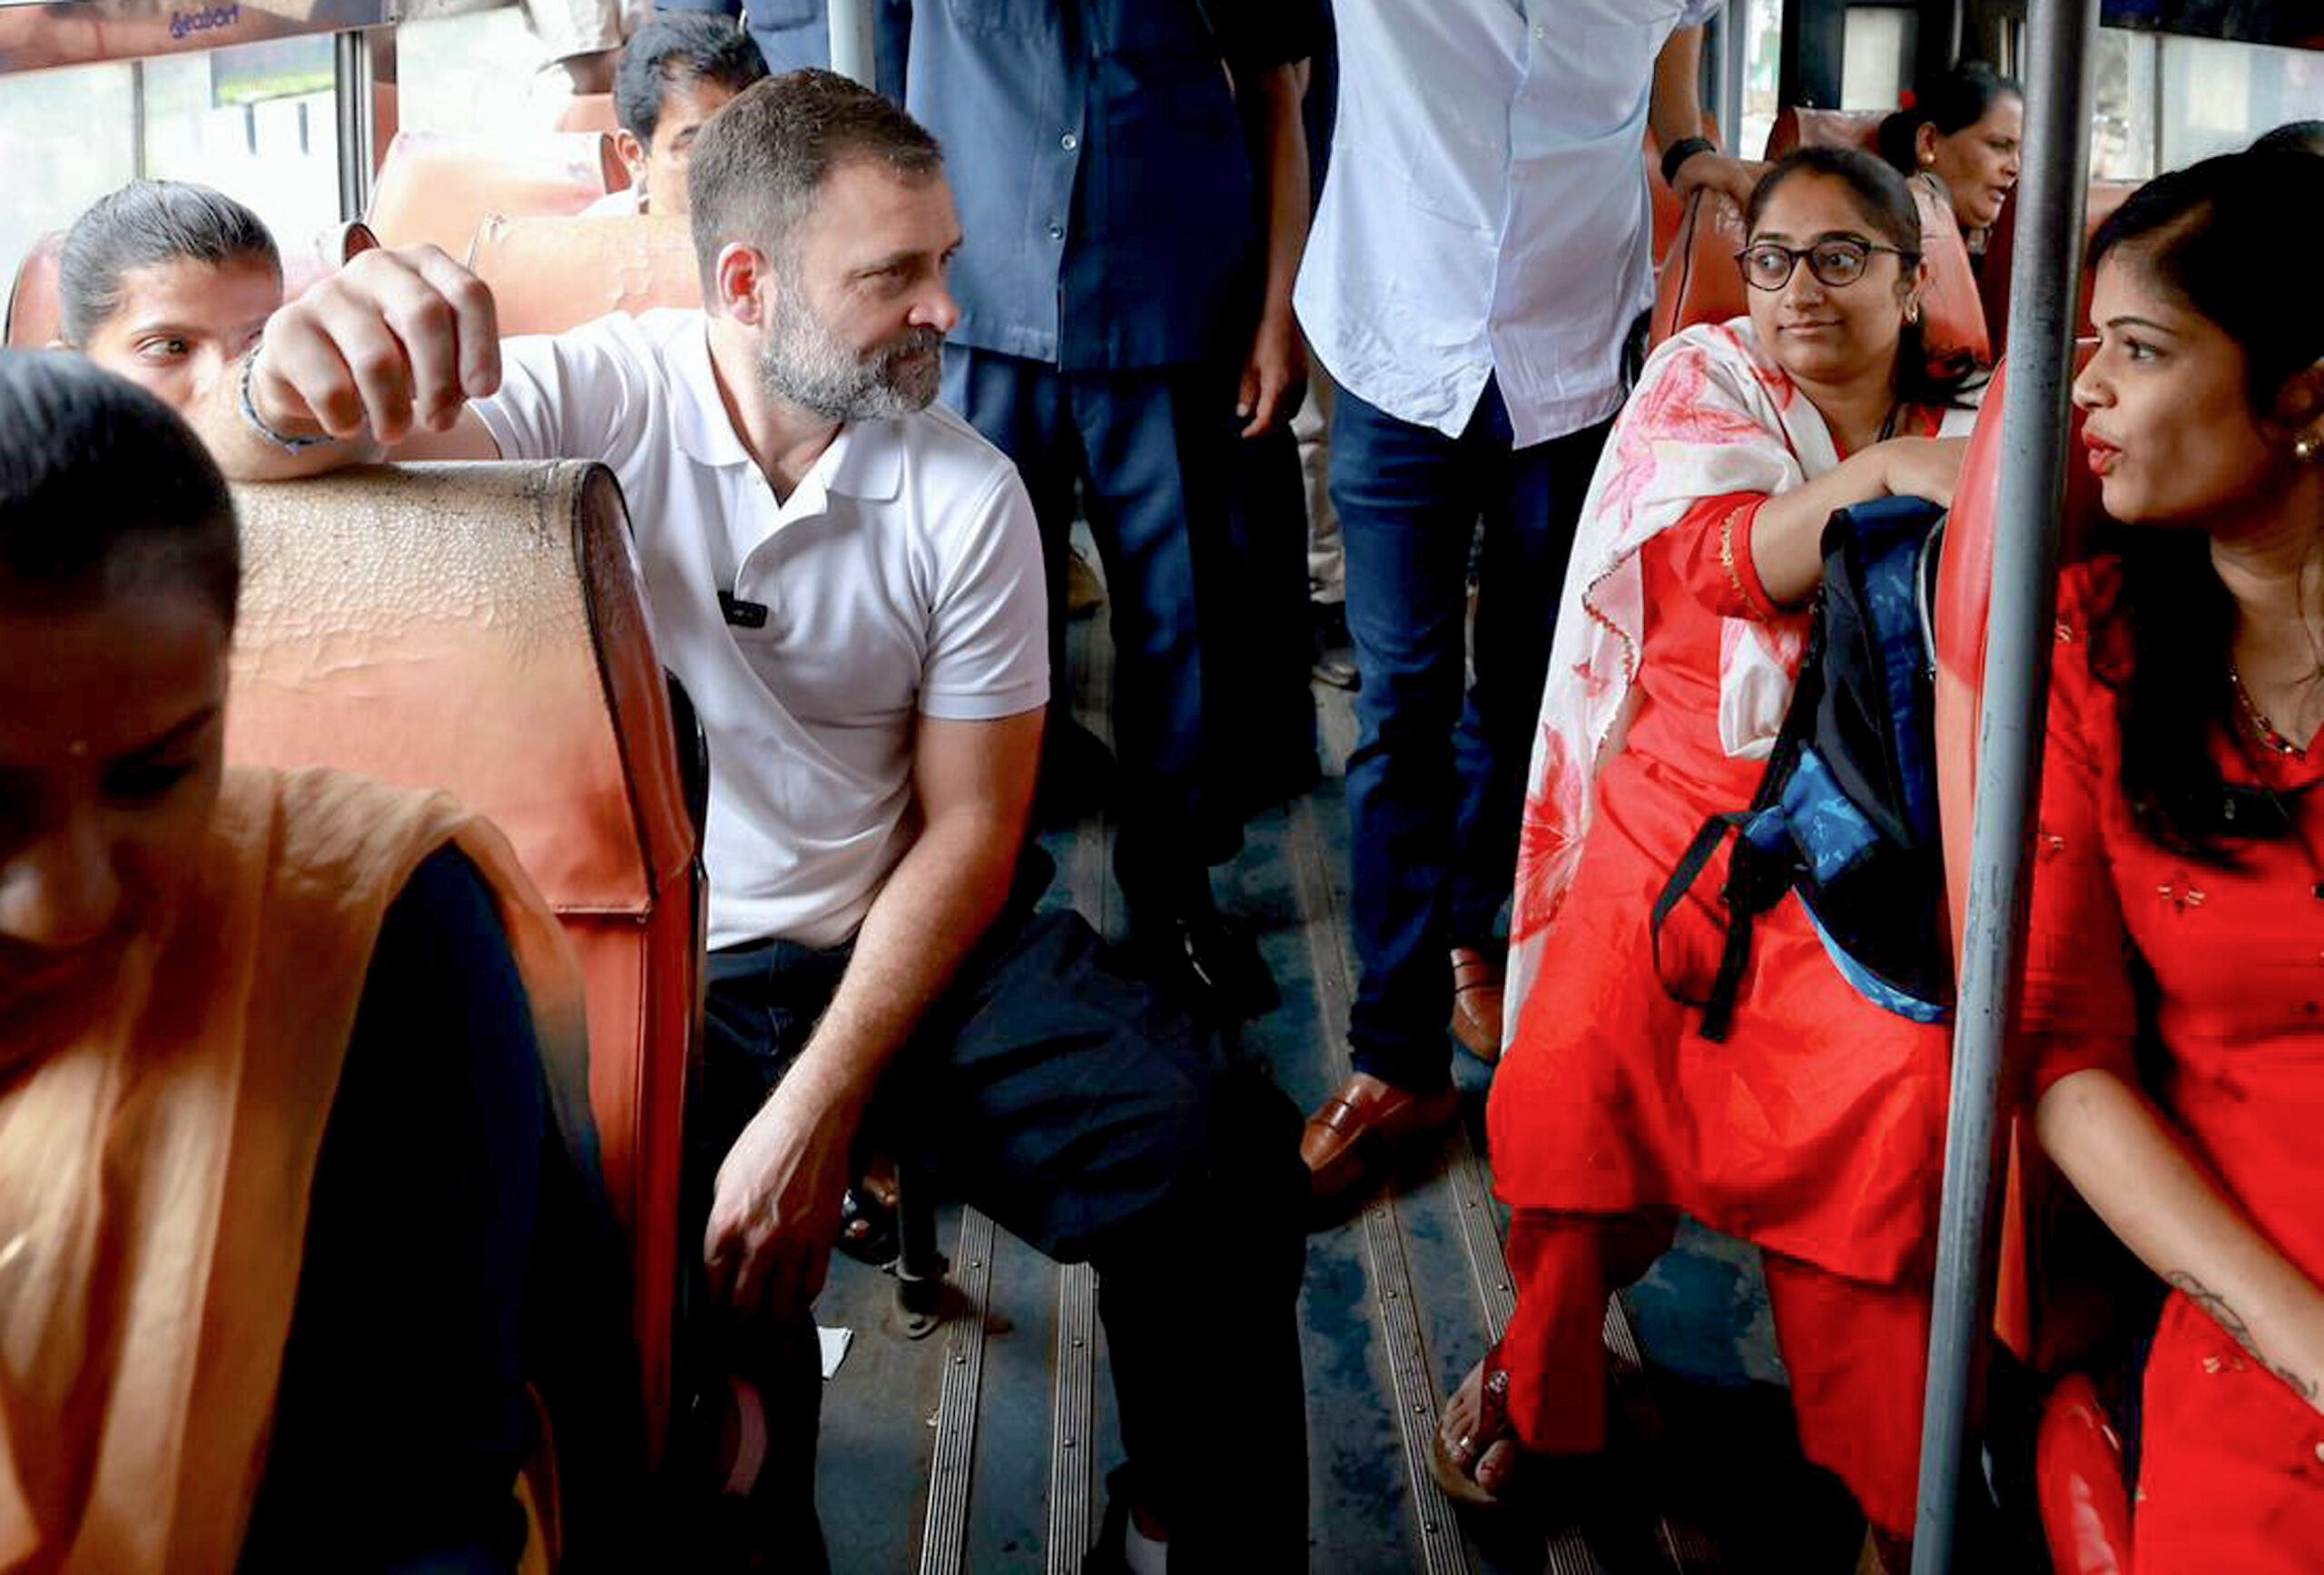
xmin=669 ymin=317 xmax=907 ymax=507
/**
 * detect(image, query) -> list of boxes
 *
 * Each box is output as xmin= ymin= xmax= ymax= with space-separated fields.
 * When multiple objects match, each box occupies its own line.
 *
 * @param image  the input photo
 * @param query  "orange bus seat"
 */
xmin=5 ymin=231 xmax=62 ymax=349
xmin=468 ymin=214 xmax=703 ymax=337
xmin=223 ymin=461 xmax=701 ymax=1471
xmin=1980 ymin=180 xmax=2139 ymax=356
xmin=2036 ymin=1373 xmax=2134 ymax=1573
xmin=1644 ymin=115 xmax=1723 ymax=270
xmin=1764 ymin=105 xmax=1886 ymax=160
xmin=366 ymin=131 xmax=627 ymax=260
xmin=1911 ymin=175 xmax=1992 ymax=369
xmin=1649 ymin=186 xmax=1748 ymax=344
xmin=556 ymin=93 xmax=620 ymax=134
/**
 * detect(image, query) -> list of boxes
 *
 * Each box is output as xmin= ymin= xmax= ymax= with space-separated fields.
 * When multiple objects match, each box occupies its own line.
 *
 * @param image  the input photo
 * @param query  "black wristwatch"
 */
xmin=1660 ymin=136 xmax=1717 ymax=189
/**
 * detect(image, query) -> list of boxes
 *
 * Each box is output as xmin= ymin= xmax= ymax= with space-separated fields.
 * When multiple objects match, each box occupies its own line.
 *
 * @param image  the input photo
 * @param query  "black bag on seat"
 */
xmin=1652 ymin=494 xmax=1955 ymax=1042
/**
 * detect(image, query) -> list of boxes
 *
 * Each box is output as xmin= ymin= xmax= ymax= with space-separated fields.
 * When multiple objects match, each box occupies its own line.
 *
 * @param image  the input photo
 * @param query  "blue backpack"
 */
xmin=1651 ymin=495 xmax=1955 ymax=1040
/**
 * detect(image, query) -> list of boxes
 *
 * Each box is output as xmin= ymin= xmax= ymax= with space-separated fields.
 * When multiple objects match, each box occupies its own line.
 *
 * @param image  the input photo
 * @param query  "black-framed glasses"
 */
xmin=1734 ymin=238 xmax=1913 ymax=290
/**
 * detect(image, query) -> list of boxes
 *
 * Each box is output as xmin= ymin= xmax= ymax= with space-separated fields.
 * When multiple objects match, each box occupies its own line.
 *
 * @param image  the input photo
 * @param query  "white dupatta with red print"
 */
xmin=1502 ymin=320 xmax=1839 ymax=1029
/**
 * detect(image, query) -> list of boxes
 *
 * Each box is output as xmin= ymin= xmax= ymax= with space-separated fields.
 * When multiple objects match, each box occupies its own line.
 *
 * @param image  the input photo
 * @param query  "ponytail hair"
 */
xmin=1876 ymin=62 xmax=2022 ymax=180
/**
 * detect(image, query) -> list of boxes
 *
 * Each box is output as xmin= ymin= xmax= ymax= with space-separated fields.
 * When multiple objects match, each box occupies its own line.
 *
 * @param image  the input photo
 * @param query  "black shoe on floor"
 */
xmin=1129 ymin=904 xmax=1280 ymax=1021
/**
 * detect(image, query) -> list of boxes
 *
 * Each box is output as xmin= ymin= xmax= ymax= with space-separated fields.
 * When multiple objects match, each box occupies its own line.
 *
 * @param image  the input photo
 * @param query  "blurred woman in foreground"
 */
xmin=0 ymin=350 xmax=594 ymax=1570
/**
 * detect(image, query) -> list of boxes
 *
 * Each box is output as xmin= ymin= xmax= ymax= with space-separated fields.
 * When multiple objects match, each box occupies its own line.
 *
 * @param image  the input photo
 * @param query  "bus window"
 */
xmin=0 ymin=34 xmax=340 ymax=312
xmin=396 ymin=7 xmax=572 ymax=141
xmin=1739 ymin=0 xmax=1784 ymax=161
xmin=1841 ymin=6 xmax=1913 ymax=113
xmin=2091 ymin=27 xmax=2324 ymax=181
xmin=2093 ymin=27 xmax=2161 ymax=180
xmin=141 ymin=37 xmax=339 ymax=250
xmin=0 ymin=64 xmax=138 ymax=308
xmin=2161 ymin=33 xmax=2324 ymax=164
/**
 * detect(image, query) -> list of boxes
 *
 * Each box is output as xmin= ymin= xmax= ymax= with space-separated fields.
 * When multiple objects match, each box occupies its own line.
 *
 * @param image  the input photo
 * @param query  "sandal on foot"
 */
xmin=834 ymin=1185 xmax=898 ymax=1266
xmin=1431 ymin=1358 xmax=1521 ymax=1509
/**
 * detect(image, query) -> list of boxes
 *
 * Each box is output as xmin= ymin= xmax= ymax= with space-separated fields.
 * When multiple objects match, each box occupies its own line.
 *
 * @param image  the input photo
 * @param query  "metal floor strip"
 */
xmin=1289 ymin=796 xmax=1474 ymax=1575
xmin=1039 ymin=568 xmax=1113 ymax=1571
xmin=918 ymin=1209 xmax=999 ymax=1575
xmin=1045 ymin=1262 xmax=1101 ymax=1574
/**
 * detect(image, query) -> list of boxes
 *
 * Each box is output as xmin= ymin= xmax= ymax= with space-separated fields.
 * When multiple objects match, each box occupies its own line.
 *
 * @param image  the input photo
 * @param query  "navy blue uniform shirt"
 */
xmin=905 ymin=0 xmax=1319 ymax=370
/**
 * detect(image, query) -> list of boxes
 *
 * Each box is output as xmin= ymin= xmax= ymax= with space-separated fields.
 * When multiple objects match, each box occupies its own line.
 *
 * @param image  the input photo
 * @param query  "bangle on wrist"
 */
xmin=238 ymin=340 xmax=334 ymax=453
xmin=1660 ymin=136 xmax=1717 ymax=189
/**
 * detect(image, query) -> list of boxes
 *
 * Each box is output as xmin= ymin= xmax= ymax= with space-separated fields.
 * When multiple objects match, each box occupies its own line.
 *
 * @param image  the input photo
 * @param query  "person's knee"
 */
xmin=1118 ymin=1062 xmax=1306 ymax=1287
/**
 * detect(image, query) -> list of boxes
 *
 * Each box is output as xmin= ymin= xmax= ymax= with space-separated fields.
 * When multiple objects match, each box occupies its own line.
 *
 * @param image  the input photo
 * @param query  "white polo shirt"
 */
xmin=580 ymin=184 xmax=646 ymax=218
xmin=1295 ymin=0 xmax=1721 ymax=448
xmin=473 ymin=309 xmax=1048 ymax=951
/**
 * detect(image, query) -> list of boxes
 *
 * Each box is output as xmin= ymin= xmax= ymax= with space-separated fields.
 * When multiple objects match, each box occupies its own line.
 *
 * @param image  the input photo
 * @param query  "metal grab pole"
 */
xmin=1718 ymin=0 xmax=1747 ymax=149
xmin=828 ymin=0 xmax=876 ymax=89
xmin=1910 ymin=0 xmax=2099 ymax=1568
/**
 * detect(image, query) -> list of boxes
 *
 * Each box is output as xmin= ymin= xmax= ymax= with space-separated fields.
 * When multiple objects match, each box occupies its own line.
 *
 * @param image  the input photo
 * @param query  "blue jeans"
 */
xmin=1334 ymin=379 xmax=1611 ymax=1091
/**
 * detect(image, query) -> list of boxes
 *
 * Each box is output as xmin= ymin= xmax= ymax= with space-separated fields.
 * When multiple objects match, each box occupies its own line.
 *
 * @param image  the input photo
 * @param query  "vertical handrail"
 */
xmin=334 ymin=30 xmax=375 ymax=221
xmin=1718 ymin=0 xmax=1747 ymax=150
xmin=1910 ymin=0 xmax=2098 ymax=1568
xmin=828 ymin=0 xmax=877 ymax=89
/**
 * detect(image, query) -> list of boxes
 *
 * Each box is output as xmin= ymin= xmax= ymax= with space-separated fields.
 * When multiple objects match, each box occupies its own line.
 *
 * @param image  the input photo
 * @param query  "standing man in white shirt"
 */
xmin=192 ymin=71 xmax=1308 ymax=1574
xmin=1295 ymin=4 xmax=1760 ymax=1205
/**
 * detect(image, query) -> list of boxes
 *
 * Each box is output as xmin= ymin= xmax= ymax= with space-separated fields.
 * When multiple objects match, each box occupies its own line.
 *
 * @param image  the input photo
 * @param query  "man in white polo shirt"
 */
xmin=194 ymin=70 xmax=1308 ymax=1575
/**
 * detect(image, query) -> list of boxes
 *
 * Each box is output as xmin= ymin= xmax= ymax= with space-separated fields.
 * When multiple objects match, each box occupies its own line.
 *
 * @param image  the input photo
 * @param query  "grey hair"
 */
xmin=685 ymin=68 xmax=943 ymax=301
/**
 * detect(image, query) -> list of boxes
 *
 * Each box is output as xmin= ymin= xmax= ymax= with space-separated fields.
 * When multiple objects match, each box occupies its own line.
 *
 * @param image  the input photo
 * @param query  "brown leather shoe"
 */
xmin=1301 ymin=1071 xmax=1461 ymax=1205
xmin=1449 ymin=946 xmax=1504 ymax=1064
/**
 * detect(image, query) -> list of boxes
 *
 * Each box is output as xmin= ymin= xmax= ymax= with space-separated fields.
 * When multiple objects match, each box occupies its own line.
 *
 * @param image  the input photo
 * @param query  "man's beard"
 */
xmin=757 ymin=290 xmax=943 ymax=421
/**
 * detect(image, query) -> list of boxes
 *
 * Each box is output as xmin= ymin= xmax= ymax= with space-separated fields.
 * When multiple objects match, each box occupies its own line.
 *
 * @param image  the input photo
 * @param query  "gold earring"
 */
xmin=2297 ymin=432 xmax=2321 ymax=464
xmin=1905 ymin=303 xmax=1922 ymax=325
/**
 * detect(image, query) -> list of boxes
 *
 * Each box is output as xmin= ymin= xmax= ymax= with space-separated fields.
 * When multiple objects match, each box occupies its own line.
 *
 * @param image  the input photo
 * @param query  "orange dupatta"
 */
xmin=0 ymin=765 xmax=588 ymax=1574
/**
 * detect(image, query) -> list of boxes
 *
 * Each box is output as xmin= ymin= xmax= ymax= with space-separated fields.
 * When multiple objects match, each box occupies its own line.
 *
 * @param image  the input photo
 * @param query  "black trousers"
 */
xmin=694 ymin=889 xmax=1311 ymax=1571
xmin=941 ymin=349 xmax=1248 ymax=899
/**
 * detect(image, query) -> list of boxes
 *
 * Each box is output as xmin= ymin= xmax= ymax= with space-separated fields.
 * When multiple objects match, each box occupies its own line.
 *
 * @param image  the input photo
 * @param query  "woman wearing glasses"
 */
xmin=1432 ymin=147 xmax=1972 ymax=1560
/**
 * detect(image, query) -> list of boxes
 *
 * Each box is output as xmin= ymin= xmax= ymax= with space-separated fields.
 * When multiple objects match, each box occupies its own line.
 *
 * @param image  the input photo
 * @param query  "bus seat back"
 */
xmin=224 ymin=460 xmax=698 ymax=1466
xmin=468 ymin=214 xmax=703 ymax=337
xmin=1932 ymin=346 xmax=2104 ymax=957
xmin=1912 ymin=175 xmax=1993 ymax=369
xmin=1981 ymin=180 xmax=2141 ymax=353
xmin=556 ymin=92 xmax=620 ymax=133
xmin=1764 ymin=105 xmax=1886 ymax=160
xmin=2037 ymin=1373 xmax=2135 ymax=1572
xmin=5 ymin=231 xmax=62 ymax=349
xmin=1649 ymin=187 xmax=1748 ymax=343
xmin=366 ymin=130 xmax=627 ymax=260
xmin=1645 ymin=115 xmax=1722 ymax=267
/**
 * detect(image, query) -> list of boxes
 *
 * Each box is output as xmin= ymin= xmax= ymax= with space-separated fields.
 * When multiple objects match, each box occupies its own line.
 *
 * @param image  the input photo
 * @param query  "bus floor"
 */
xmin=809 ymin=560 xmax=1877 ymax=1574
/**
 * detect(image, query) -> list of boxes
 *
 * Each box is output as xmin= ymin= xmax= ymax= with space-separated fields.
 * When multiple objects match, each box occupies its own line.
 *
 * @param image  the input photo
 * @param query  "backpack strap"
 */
xmin=1649 ymin=605 xmax=1828 ymax=1042
xmin=1652 ymin=812 xmax=1756 ymax=1042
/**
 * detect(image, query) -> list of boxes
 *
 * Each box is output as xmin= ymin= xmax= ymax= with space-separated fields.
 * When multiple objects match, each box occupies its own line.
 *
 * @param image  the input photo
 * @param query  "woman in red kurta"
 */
xmin=1432 ymin=148 xmax=1976 ymax=1545
xmin=2024 ymin=152 xmax=2324 ymax=1572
